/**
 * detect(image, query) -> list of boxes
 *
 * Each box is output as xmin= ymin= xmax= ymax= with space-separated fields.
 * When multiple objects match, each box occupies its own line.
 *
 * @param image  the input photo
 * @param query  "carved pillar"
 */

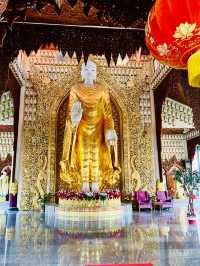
xmin=150 ymin=88 xmax=160 ymax=180
xmin=4 ymin=69 xmax=22 ymax=210
xmin=15 ymin=84 xmax=25 ymax=209
xmin=184 ymin=136 xmax=188 ymax=160
xmin=154 ymin=84 xmax=166 ymax=181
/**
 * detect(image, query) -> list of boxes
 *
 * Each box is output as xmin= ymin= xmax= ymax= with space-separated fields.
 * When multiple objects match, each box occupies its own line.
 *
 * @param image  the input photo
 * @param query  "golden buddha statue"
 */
xmin=60 ymin=60 xmax=120 ymax=192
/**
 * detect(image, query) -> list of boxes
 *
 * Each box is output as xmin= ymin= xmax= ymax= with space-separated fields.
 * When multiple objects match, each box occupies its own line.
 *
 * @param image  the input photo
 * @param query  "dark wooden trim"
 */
xmin=0 ymin=125 xmax=14 ymax=131
xmin=187 ymin=136 xmax=200 ymax=161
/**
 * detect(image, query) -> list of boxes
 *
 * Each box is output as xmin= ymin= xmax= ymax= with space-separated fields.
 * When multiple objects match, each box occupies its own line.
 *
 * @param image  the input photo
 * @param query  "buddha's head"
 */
xmin=81 ymin=60 xmax=96 ymax=84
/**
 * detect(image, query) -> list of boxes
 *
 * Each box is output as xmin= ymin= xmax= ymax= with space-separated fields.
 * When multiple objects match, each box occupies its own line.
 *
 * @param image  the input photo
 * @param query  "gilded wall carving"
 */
xmin=56 ymin=98 xmax=68 ymax=191
xmin=18 ymin=56 xmax=156 ymax=210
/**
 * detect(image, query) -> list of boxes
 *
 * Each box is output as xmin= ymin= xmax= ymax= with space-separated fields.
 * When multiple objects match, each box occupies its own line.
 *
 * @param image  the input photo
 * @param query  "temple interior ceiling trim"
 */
xmin=2 ymin=0 xmax=154 ymax=28
xmin=0 ymin=0 xmax=156 ymax=92
xmin=0 ymin=0 xmax=155 ymax=58
xmin=186 ymin=129 xmax=200 ymax=140
xmin=1 ymin=21 xmax=148 ymax=56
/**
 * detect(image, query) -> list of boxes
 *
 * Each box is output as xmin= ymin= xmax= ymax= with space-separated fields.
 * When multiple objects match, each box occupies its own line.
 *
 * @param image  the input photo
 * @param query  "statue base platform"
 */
xmin=50 ymin=190 xmax=125 ymax=232
xmin=59 ymin=198 xmax=121 ymax=209
xmin=57 ymin=198 xmax=122 ymax=222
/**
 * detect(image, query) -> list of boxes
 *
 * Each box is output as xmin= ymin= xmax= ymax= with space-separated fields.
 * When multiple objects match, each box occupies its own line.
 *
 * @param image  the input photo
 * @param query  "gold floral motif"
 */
xmin=157 ymin=43 xmax=169 ymax=56
xmin=173 ymin=22 xmax=196 ymax=40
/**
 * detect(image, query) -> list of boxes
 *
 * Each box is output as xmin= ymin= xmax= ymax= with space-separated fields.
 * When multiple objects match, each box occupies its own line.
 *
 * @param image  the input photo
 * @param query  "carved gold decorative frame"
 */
xmin=10 ymin=55 xmax=159 ymax=210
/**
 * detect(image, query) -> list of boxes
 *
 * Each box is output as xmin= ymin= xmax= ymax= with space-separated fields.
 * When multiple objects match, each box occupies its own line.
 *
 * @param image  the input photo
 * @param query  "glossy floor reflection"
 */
xmin=0 ymin=200 xmax=200 ymax=266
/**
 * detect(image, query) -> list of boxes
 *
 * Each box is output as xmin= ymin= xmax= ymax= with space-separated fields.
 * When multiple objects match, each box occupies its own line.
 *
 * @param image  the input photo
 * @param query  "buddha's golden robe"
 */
xmin=60 ymin=83 xmax=120 ymax=191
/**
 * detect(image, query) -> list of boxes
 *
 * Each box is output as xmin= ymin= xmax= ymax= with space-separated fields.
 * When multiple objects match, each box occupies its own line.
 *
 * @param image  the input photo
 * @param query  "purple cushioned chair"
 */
xmin=132 ymin=191 xmax=152 ymax=211
xmin=156 ymin=191 xmax=173 ymax=209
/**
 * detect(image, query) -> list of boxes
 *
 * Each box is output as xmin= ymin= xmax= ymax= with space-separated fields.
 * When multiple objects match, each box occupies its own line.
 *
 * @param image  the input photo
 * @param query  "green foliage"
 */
xmin=39 ymin=193 xmax=54 ymax=204
xmin=174 ymin=169 xmax=200 ymax=193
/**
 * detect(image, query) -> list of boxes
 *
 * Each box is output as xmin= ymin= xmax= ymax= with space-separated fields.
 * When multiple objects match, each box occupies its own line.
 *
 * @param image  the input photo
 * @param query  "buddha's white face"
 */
xmin=81 ymin=61 xmax=96 ymax=84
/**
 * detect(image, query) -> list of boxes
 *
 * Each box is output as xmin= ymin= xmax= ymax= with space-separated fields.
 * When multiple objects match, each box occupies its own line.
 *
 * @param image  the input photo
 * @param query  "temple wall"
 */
xmin=14 ymin=53 xmax=156 ymax=210
xmin=0 ymin=91 xmax=14 ymax=169
xmin=161 ymin=134 xmax=188 ymax=161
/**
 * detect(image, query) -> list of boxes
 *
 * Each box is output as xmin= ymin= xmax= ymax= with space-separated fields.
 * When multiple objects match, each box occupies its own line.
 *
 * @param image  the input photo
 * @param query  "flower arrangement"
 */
xmin=39 ymin=192 xmax=54 ymax=204
xmin=56 ymin=189 xmax=121 ymax=201
xmin=56 ymin=229 xmax=124 ymax=241
xmin=39 ymin=192 xmax=54 ymax=211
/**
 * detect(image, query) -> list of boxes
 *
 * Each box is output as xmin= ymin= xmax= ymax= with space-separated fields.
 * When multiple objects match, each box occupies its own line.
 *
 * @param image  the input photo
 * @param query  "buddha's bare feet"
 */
xmin=82 ymin=182 xmax=90 ymax=192
xmin=91 ymin=182 xmax=99 ymax=192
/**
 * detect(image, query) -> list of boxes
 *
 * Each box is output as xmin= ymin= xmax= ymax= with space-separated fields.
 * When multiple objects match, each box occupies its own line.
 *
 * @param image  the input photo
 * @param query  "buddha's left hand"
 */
xmin=60 ymin=161 xmax=66 ymax=172
xmin=106 ymin=129 xmax=117 ymax=146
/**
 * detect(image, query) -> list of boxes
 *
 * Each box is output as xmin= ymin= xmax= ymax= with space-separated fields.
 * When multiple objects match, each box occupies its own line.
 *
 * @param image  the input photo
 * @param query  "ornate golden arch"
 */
xmin=48 ymin=82 xmax=130 ymax=195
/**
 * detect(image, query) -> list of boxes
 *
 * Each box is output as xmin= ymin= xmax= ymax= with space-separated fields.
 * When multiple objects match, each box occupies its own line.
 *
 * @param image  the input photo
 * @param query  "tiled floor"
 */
xmin=0 ymin=202 xmax=8 ymax=214
xmin=0 ymin=200 xmax=200 ymax=266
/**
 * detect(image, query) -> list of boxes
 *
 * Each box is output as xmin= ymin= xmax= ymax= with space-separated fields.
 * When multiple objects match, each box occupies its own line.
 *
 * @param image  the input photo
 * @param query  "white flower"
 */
xmin=157 ymin=43 xmax=169 ymax=56
xmin=173 ymin=22 xmax=196 ymax=39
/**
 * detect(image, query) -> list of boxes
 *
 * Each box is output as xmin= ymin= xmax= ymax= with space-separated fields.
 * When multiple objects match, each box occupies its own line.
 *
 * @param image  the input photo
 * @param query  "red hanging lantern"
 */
xmin=145 ymin=0 xmax=200 ymax=87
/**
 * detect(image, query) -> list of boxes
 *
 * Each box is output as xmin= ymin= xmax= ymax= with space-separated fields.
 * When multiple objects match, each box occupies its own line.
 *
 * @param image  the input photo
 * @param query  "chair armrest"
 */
xmin=156 ymin=199 xmax=162 ymax=202
xmin=138 ymin=200 xmax=151 ymax=204
xmin=138 ymin=200 xmax=146 ymax=204
xmin=166 ymin=197 xmax=172 ymax=200
xmin=166 ymin=199 xmax=172 ymax=202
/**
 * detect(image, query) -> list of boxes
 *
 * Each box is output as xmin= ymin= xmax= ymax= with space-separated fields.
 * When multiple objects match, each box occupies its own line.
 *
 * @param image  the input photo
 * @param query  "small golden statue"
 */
xmin=60 ymin=60 xmax=120 ymax=192
xmin=0 ymin=169 xmax=9 ymax=201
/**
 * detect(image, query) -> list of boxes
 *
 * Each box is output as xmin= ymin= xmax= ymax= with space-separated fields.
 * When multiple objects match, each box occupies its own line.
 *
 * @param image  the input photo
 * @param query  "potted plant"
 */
xmin=175 ymin=169 xmax=200 ymax=223
xmin=39 ymin=192 xmax=54 ymax=212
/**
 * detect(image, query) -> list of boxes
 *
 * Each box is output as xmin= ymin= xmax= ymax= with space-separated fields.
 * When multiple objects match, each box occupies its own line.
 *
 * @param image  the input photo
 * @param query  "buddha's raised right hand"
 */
xmin=71 ymin=101 xmax=83 ymax=127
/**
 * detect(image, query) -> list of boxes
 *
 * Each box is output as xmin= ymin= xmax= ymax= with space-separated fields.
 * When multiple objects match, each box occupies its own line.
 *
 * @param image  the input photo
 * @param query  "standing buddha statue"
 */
xmin=60 ymin=60 xmax=120 ymax=192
